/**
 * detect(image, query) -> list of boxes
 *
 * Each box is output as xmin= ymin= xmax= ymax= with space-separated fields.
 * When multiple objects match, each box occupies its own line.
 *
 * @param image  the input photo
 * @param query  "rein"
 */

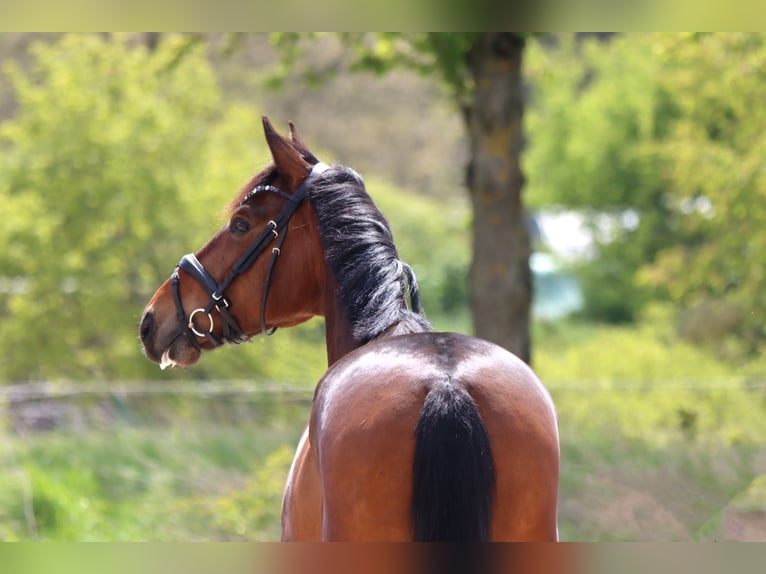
xmin=170 ymin=162 xmax=329 ymax=348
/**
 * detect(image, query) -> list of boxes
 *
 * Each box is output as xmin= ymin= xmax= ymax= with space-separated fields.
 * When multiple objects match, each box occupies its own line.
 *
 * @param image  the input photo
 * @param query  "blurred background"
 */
xmin=0 ymin=32 xmax=764 ymax=541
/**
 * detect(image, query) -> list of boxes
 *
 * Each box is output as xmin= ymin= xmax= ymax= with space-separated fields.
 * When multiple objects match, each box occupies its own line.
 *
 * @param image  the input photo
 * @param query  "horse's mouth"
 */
xmin=159 ymin=349 xmax=178 ymax=370
xmin=144 ymin=330 xmax=202 ymax=370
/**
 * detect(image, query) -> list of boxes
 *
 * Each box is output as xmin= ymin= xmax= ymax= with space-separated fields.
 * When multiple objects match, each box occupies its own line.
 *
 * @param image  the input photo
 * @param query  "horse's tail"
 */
xmin=412 ymin=382 xmax=495 ymax=542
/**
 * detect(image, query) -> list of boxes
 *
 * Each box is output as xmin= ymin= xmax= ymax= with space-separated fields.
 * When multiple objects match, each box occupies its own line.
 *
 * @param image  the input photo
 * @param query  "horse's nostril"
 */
xmin=140 ymin=310 xmax=155 ymax=343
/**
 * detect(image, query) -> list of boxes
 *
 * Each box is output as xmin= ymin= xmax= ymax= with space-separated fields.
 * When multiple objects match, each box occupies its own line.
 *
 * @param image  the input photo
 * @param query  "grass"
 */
xmin=0 ymin=410 xmax=307 ymax=541
xmin=534 ymin=313 xmax=766 ymax=541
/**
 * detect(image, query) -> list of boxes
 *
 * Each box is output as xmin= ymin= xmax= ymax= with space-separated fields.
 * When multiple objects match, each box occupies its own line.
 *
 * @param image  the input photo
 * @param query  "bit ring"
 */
xmin=188 ymin=308 xmax=214 ymax=338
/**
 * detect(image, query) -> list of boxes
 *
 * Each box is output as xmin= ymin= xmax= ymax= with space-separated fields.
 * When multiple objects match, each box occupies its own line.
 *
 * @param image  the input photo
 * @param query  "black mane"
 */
xmin=309 ymin=165 xmax=431 ymax=344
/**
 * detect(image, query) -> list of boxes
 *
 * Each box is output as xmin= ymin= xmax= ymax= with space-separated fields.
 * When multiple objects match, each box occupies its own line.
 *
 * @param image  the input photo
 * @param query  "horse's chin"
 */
xmin=156 ymin=337 xmax=202 ymax=370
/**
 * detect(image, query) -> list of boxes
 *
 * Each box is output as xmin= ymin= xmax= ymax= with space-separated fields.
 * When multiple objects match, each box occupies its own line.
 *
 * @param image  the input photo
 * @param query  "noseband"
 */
xmin=170 ymin=162 xmax=329 ymax=349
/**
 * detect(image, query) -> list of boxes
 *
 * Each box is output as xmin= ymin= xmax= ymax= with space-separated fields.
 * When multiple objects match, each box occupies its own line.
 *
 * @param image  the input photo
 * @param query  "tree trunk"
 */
xmin=465 ymin=33 xmax=532 ymax=363
xmin=144 ymin=33 xmax=161 ymax=51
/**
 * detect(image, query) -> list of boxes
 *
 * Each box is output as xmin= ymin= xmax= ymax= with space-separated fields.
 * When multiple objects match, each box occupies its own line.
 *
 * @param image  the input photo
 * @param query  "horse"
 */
xmin=139 ymin=117 xmax=560 ymax=542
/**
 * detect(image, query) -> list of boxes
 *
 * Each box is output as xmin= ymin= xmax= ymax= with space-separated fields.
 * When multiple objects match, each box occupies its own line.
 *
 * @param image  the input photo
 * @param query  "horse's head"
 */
xmin=140 ymin=117 xmax=327 ymax=369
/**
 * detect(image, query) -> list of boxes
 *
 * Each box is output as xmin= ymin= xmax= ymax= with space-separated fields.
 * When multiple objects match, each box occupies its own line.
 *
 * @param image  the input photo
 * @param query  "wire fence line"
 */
xmin=1 ymin=377 xmax=765 ymax=405
xmin=0 ymin=381 xmax=316 ymax=435
xmin=0 ymin=380 xmax=315 ymax=405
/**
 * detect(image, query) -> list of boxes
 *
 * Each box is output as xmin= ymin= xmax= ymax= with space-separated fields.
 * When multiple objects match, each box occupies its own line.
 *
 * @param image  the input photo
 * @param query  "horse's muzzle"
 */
xmin=140 ymin=306 xmax=202 ymax=369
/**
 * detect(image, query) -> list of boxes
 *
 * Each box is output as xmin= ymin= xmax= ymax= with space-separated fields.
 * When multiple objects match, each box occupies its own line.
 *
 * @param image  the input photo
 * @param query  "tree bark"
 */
xmin=465 ymin=33 xmax=532 ymax=363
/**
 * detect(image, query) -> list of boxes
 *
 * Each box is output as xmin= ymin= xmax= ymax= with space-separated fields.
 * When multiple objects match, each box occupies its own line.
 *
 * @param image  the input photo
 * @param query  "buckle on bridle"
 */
xmin=211 ymin=291 xmax=230 ymax=307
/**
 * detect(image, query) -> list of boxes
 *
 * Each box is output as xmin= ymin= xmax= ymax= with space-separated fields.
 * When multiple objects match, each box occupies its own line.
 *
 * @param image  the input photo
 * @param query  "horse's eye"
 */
xmin=230 ymin=218 xmax=251 ymax=235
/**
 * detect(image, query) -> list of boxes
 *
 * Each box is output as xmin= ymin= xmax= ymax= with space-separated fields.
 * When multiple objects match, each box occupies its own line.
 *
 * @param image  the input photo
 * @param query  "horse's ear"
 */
xmin=288 ymin=121 xmax=308 ymax=148
xmin=262 ymin=116 xmax=310 ymax=190
xmin=288 ymin=121 xmax=320 ymax=164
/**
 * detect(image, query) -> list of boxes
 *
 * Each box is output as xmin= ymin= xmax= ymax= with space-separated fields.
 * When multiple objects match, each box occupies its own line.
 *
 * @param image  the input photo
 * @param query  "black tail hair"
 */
xmin=412 ymin=383 xmax=496 ymax=542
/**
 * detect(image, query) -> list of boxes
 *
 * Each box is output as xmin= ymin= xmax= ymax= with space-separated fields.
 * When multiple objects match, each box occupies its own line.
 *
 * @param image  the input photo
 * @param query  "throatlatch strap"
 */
xmin=260 ymin=223 xmax=290 ymax=336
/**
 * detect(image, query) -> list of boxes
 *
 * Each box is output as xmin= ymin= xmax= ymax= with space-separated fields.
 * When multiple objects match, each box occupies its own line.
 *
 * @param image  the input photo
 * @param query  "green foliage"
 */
xmin=536 ymin=309 xmax=733 ymax=385
xmin=206 ymin=445 xmax=295 ymax=540
xmin=641 ymin=33 xmax=766 ymax=356
xmin=0 ymin=34 xmax=221 ymax=381
xmin=526 ymin=35 xmax=670 ymax=210
xmin=270 ymin=33 xmax=479 ymax=110
xmin=349 ymin=33 xmax=478 ymax=108
xmin=526 ymin=33 xmax=766 ymax=355
xmin=525 ymin=34 xmax=675 ymax=323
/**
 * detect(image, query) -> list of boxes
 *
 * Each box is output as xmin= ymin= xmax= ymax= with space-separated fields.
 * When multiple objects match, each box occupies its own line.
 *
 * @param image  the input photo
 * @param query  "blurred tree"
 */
xmin=0 ymin=34 xmax=224 ymax=380
xmin=273 ymin=32 xmax=534 ymax=362
xmin=642 ymin=33 xmax=766 ymax=356
xmin=526 ymin=33 xmax=766 ymax=357
xmin=525 ymin=34 xmax=678 ymax=323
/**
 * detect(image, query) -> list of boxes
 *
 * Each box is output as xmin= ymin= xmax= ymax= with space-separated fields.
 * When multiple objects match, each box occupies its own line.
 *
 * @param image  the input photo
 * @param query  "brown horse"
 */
xmin=139 ymin=117 xmax=559 ymax=542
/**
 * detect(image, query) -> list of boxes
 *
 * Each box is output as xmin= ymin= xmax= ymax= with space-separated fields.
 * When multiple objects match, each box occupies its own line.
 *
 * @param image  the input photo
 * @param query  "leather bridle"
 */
xmin=170 ymin=162 xmax=329 ymax=349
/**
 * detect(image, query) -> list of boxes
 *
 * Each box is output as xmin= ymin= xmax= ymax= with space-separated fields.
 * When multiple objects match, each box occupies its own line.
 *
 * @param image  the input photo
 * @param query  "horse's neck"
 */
xmin=321 ymin=275 xmax=423 ymax=367
xmin=323 ymin=285 xmax=359 ymax=366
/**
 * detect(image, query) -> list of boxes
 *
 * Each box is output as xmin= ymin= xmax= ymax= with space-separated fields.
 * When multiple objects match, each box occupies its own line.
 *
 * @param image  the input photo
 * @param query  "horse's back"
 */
xmin=310 ymin=331 xmax=559 ymax=541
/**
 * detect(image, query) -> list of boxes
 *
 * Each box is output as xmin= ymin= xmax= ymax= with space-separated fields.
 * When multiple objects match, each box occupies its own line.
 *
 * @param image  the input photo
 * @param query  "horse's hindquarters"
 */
xmin=309 ymin=332 xmax=560 ymax=542
xmin=313 ymin=380 xmax=425 ymax=541
xmin=464 ymin=342 xmax=560 ymax=540
xmin=477 ymin=386 xmax=560 ymax=541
